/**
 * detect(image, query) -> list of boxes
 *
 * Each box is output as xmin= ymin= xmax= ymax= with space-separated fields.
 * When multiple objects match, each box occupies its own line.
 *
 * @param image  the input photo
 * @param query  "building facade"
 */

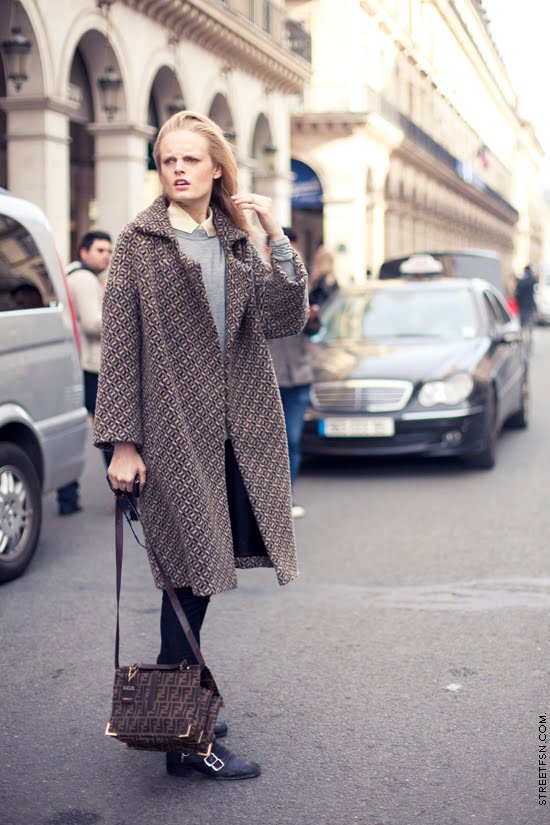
xmin=0 ymin=0 xmax=311 ymax=261
xmin=288 ymin=0 xmax=546 ymax=285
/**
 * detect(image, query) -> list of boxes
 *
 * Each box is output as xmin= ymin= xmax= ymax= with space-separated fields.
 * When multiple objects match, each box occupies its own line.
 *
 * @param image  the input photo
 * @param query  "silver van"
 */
xmin=0 ymin=189 xmax=88 ymax=582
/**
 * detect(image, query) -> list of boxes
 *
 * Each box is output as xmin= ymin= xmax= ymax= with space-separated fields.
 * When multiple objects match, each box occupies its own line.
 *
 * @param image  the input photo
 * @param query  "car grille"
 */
xmin=311 ymin=380 xmax=414 ymax=412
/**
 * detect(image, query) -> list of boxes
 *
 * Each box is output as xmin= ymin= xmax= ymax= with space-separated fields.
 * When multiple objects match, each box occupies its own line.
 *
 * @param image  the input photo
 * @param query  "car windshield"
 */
xmin=319 ymin=287 xmax=479 ymax=341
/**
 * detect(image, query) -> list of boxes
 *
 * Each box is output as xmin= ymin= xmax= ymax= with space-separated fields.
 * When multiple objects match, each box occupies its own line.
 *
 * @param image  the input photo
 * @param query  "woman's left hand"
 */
xmin=231 ymin=193 xmax=284 ymax=241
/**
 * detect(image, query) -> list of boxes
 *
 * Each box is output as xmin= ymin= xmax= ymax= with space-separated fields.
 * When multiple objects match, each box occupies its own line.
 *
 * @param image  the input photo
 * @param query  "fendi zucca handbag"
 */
xmin=105 ymin=496 xmax=222 ymax=755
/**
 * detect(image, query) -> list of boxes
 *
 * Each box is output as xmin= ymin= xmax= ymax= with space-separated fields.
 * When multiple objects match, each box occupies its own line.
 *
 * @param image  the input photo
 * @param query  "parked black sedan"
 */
xmin=303 ymin=277 xmax=529 ymax=468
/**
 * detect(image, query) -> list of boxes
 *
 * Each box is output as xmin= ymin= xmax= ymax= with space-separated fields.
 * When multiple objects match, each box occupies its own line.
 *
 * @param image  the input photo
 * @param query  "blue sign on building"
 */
xmin=291 ymin=159 xmax=323 ymax=210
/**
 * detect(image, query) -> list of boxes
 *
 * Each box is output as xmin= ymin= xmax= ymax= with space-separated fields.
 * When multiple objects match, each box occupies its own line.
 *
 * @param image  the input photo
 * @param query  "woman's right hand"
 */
xmin=108 ymin=443 xmax=146 ymax=494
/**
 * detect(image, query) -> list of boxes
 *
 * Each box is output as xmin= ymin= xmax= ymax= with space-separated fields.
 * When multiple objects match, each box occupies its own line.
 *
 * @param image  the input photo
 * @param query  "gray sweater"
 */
xmin=174 ymin=228 xmax=296 ymax=357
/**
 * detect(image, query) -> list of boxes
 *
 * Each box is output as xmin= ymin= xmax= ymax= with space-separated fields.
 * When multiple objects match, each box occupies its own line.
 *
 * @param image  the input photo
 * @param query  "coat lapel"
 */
xmin=135 ymin=196 xmax=223 ymax=368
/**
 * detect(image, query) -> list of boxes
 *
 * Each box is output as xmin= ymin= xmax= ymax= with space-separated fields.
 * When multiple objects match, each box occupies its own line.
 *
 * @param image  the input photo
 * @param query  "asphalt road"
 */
xmin=2 ymin=330 xmax=550 ymax=825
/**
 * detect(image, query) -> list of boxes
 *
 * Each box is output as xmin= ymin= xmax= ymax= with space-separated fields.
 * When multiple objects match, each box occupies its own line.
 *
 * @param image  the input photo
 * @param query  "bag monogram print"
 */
xmin=106 ymin=662 xmax=222 ymax=754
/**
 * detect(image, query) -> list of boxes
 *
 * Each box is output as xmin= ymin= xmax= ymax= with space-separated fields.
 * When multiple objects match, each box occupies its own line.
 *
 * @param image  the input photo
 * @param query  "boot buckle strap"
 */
xmin=204 ymin=753 xmax=225 ymax=772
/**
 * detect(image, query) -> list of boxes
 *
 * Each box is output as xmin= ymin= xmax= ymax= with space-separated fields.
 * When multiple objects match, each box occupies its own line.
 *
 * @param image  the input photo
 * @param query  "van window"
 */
xmin=0 ymin=214 xmax=58 ymax=312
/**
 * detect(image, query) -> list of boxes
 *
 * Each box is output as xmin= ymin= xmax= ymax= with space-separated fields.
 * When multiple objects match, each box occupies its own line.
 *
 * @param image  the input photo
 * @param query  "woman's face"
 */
xmin=158 ymin=129 xmax=221 ymax=218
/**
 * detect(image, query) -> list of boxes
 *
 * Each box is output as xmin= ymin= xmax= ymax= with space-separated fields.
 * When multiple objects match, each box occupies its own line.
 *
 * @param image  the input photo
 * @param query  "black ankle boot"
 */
xmin=214 ymin=720 xmax=228 ymax=739
xmin=166 ymin=737 xmax=261 ymax=780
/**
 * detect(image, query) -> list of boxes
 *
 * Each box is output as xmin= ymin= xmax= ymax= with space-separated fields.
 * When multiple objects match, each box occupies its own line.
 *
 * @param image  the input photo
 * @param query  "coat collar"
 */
xmin=135 ymin=196 xmax=252 ymax=368
xmin=133 ymin=195 xmax=248 ymax=249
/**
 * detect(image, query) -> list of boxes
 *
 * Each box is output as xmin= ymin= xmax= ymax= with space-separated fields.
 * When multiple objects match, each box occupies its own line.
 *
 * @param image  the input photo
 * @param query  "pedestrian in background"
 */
xmin=514 ymin=264 xmax=537 ymax=353
xmin=268 ymin=227 xmax=320 ymax=519
xmin=308 ymin=245 xmax=339 ymax=308
xmin=93 ymin=111 xmax=309 ymax=780
xmin=514 ymin=264 xmax=537 ymax=326
xmin=57 ymin=230 xmax=112 ymax=516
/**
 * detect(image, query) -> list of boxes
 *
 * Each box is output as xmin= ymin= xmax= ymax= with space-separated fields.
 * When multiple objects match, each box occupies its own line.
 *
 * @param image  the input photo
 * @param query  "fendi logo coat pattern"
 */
xmin=94 ymin=196 xmax=309 ymax=596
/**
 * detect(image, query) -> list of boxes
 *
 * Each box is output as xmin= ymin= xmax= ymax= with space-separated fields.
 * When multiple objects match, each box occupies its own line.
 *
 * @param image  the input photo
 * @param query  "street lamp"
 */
xmin=1 ymin=26 xmax=32 ymax=93
xmin=97 ymin=65 xmax=122 ymax=121
xmin=96 ymin=0 xmax=122 ymax=121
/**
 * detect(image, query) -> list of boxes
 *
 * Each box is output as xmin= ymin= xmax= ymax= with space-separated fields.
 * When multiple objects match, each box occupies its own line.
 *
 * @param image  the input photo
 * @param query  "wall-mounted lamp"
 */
xmin=1 ymin=25 xmax=32 ymax=92
xmin=97 ymin=65 xmax=123 ymax=121
xmin=96 ymin=0 xmax=122 ymax=121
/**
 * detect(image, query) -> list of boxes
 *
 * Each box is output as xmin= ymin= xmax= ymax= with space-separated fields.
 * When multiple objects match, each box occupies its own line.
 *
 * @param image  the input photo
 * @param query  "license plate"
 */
xmin=319 ymin=417 xmax=395 ymax=438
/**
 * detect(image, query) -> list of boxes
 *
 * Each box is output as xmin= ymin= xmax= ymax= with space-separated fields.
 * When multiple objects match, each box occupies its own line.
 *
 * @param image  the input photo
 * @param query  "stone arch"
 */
xmin=148 ymin=66 xmax=186 ymax=130
xmin=250 ymin=112 xmax=276 ymax=193
xmin=58 ymin=12 xmax=128 ymax=121
xmin=62 ymin=20 xmax=127 ymax=254
xmin=250 ymin=112 xmax=273 ymax=158
xmin=65 ymin=29 xmax=127 ymax=124
xmin=138 ymin=52 xmax=188 ymax=127
xmin=66 ymin=40 xmax=98 ymax=256
xmin=3 ymin=0 xmax=48 ymax=96
xmin=208 ymin=92 xmax=235 ymax=141
xmin=290 ymin=157 xmax=324 ymax=268
xmin=143 ymin=65 xmax=187 ymax=204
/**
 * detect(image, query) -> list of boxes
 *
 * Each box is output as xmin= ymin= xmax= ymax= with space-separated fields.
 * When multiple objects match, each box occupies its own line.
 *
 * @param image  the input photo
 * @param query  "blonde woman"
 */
xmin=94 ymin=111 xmax=309 ymax=780
xmin=308 ymin=245 xmax=339 ymax=307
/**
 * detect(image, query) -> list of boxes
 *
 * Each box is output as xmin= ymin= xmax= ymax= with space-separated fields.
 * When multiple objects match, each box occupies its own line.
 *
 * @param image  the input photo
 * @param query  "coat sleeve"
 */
xmin=248 ymin=240 xmax=309 ymax=340
xmin=93 ymin=227 xmax=143 ymax=451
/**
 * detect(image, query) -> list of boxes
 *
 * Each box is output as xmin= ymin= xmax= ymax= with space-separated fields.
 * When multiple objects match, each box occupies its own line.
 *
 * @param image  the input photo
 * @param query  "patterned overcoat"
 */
xmin=93 ymin=196 xmax=309 ymax=596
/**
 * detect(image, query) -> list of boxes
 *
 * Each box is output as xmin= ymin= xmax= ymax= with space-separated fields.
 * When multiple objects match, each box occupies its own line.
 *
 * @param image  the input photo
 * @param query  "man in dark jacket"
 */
xmin=514 ymin=264 xmax=537 ymax=328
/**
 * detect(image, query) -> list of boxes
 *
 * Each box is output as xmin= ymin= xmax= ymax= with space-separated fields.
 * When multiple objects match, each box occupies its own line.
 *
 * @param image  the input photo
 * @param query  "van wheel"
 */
xmin=0 ymin=443 xmax=42 ymax=583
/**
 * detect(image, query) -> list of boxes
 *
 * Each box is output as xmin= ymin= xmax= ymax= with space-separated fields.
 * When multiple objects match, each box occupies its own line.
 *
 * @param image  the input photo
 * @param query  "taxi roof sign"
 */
xmin=399 ymin=254 xmax=444 ymax=275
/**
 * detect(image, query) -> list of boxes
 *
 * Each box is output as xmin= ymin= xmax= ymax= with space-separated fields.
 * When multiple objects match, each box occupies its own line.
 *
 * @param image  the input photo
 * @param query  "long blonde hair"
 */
xmin=153 ymin=110 xmax=250 ymax=233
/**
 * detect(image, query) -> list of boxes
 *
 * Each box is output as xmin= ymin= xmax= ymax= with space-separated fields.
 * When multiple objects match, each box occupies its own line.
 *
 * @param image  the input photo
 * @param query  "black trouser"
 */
xmin=157 ymin=587 xmax=210 ymax=666
xmin=57 ymin=371 xmax=111 ymax=511
xmin=83 ymin=371 xmax=112 ymax=468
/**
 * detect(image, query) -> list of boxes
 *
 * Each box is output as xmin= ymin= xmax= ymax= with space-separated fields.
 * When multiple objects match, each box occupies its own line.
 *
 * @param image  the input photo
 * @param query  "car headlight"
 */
xmin=418 ymin=373 xmax=474 ymax=407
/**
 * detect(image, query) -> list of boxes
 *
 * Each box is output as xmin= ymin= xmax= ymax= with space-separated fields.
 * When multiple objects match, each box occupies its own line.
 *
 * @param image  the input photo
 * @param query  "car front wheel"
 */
xmin=505 ymin=373 xmax=529 ymax=429
xmin=0 ymin=443 xmax=42 ymax=583
xmin=463 ymin=387 xmax=498 ymax=470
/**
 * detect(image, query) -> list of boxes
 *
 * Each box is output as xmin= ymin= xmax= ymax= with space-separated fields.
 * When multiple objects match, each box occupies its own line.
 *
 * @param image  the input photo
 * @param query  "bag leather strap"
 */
xmin=114 ymin=497 xmax=206 ymax=671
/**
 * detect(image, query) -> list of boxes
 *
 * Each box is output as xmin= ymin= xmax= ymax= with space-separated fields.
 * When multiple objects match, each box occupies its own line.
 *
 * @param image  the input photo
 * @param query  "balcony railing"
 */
xmin=286 ymin=18 xmax=311 ymax=63
xmin=218 ymin=0 xmax=311 ymax=62
xmin=367 ymin=89 xmax=518 ymax=220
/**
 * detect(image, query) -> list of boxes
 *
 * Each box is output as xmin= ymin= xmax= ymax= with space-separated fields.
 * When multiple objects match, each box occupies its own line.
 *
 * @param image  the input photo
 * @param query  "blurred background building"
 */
xmin=288 ymin=0 xmax=547 ymax=285
xmin=0 ymin=0 xmax=311 ymax=261
xmin=0 ymin=0 xmax=547 ymax=284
